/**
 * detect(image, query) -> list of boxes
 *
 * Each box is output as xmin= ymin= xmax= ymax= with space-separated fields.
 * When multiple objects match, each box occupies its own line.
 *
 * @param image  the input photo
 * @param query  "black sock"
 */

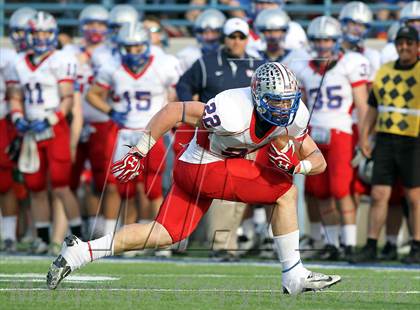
xmin=412 ymin=240 xmax=420 ymax=250
xmin=70 ymin=225 xmax=82 ymax=238
xmin=37 ymin=227 xmax=50 ymax=244
xmin=366 ymin=238 xmax=377 ymax=251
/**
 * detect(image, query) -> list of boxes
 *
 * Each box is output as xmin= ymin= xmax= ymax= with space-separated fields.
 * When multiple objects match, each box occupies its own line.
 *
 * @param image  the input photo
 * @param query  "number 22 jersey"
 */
xmin=180 ymin=87 xmax=309 ymax=164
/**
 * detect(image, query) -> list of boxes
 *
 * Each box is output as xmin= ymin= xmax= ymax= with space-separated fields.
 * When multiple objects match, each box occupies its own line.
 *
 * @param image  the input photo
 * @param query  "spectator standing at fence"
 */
xmin=352 ymin=26 xmax=420 ymax=264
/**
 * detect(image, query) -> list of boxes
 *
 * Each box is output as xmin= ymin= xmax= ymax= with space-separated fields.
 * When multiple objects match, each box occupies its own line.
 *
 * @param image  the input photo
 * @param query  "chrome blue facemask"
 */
xmin=255 ymin=91 xmax=301 ymax=127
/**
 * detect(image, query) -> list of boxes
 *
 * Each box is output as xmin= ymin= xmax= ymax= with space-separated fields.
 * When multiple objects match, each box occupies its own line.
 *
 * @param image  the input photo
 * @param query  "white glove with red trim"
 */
xmin=111 ymin=145 xmax=144 ymax=183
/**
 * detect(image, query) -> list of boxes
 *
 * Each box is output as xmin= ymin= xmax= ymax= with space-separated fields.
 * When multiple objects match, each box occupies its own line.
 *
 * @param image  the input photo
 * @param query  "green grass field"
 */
xmin=0 ymin=256 xmax=419 ymax=310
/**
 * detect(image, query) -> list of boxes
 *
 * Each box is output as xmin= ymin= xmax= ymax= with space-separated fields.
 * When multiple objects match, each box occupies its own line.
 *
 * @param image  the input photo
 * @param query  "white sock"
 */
xmin=88 ymin=216 xmax=104 ymax=236
xmin=87 ymin=233 xmax=114 ymax=261
xmin=310 ymin=222 xmax=322 ymax=242
xmin=103 ymin=219 xmax=117 ymax=235
xmin=253 ymin=207 xmax=267 ymax=225
xmin=137 ymin=219 xmax=152 ymax=225
xmin=2 ymin=216 xmax=17 ymax=241
xmin=341 ymin=224 xmax=356 ymax=247
xmin=274 ymin=230 xmax=310 ymax=280
xmin=324 ymin=225 xmax=340 ymax=247
xmin=65 ymin=234 xmax=114 ymax=271
xmin=268 ymin=224 xmax=274 ymax=238
xmin=386 ymin=235 xmax=398 ymax=245
xmin=69 ymin=217 xmax=82 ymax=227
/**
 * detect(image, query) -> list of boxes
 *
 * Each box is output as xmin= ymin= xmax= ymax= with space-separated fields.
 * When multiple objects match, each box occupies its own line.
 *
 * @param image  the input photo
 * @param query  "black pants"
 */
xmin=372 ymin=133 xmax=420 ymax=188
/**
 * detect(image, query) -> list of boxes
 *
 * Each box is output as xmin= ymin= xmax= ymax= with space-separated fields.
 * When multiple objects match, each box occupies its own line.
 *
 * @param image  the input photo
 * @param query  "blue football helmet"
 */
xmin=251 ymin=62 xmax=301 ymax=127
xmin=25 ymin=11 xmax=58 ymax=55
xmin=117 ymin=22 xmax=151 ymax=71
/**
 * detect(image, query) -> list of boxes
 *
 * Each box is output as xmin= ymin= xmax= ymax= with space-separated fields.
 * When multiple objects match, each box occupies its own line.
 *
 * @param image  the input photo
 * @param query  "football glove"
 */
xmin=351 ymin=147 xmax=364 ymax=168
xmin=111 ymin=145 xmax=144 ymax=183
xmin=29 ymin=111 xmax=65 ymax=133
xmin=269 ymin=140 xmax=301 ymax=175
xmin=108 ymin=109 xmax=127 ymax=128
xmin=14 ymin=117 xmax=30 ymax=134
xmin=30 ymin=119 xmax=50 ymax=133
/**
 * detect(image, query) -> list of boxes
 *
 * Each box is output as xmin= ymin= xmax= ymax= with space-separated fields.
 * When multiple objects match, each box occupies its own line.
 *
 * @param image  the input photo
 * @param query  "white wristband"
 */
xmin=135 ymin=132 xmax=156 ymax=157
xmin=295 ymin=160 xmax=312 ymax=175
xmin=11 ymin=111 xmax=24 ymax=123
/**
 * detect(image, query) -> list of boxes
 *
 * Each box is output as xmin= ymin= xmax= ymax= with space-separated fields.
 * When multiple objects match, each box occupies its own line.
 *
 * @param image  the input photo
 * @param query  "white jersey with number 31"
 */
xmin=12 ymin=50 xmax=78 ymax=121
xmin=294 ymin=52 xmax=369 ymax=134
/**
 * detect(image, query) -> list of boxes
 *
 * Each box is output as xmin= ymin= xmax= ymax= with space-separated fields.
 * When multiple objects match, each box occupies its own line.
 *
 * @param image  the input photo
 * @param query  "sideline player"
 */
xmin=86 ymin=23 xmax=179 ymax=234
xmin=176 ymin=9 xmax=226 ymax=74
xmin=48 ymin=62 xmax=341 ymax=294
xmin=67 ymin=5 xmax=111 ymax=239
xmin=294 ymin=16 xmax=369 ymax=259
xmin=8 ymin=12 xmax=82 ymax=248
xmin=0 ymin=7 xmax=36 ymax=252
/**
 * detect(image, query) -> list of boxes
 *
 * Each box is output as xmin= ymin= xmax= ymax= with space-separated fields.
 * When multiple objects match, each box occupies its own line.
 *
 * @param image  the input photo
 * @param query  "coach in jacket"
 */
xmin=176 ymin=17 xmax=264 ymax=103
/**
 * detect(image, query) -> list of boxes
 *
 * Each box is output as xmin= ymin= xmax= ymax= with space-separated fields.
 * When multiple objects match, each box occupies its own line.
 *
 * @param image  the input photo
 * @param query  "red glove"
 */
xmin=268 ymin=140 xmax=300 ymax=175
xmin=111 ymin=146 xmax=144 ymax=183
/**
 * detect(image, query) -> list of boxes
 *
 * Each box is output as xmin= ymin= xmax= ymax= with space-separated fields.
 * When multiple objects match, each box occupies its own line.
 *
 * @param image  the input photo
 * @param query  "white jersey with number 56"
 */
xmin=294 ymin=52 xmax=370 ymax=134
xmin=11 ymin=50 xmax=78 ymax=121
xmin=180 ymin=87 xmax=309 ymax=164
xmin=95 ymin=53 xmax=180 ymax=129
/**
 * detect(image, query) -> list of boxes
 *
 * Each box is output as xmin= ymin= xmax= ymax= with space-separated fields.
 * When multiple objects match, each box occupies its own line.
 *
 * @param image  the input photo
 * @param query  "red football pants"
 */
xmin=156 ymin=150 xmax=292 ymax=243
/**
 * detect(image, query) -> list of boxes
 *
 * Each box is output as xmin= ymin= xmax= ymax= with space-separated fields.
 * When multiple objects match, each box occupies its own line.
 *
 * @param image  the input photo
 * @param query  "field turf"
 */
xmin=0 ymin=256 xmax=419 ymax=310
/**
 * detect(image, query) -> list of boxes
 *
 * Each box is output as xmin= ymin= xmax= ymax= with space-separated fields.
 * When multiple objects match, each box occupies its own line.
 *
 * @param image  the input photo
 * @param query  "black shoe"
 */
xmin=3 ymin=239 xmax=17 ymax=254
xmin=342 ymin=245 xmax=354 ymax=261
xmin=319 ymin=244 xmax=340 ymax=261
xmin=259 ymin=237 xmax=275 ymax=259
xmin=210 ymin=250 xmax=239 ymax=262
xmin=349 ymin=245 xmax=377 ymax=264
xmin=401 ymin=243 xmax=420 ymax=264
xmin=379 ymin=242 xmax=398 ymax=261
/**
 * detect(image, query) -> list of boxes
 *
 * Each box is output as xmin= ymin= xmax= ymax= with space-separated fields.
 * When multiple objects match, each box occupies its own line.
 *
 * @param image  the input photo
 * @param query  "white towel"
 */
xmin=18 ymin=133 xmax=40 ymax=174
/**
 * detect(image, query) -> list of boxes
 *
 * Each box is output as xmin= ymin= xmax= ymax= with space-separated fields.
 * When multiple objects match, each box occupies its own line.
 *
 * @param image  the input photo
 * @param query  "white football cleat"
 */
xmin=283 ymin=271 xmax=341 ymax=294
xmin=46 ymin=235 xmax=86 ymax=289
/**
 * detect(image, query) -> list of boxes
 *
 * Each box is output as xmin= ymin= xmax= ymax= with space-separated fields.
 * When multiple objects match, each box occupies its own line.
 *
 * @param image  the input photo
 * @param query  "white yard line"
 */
xmin=0 ymin=287 xmax=419 ymax=294
xmin=1 ymin=255 xmax=419 ymax=272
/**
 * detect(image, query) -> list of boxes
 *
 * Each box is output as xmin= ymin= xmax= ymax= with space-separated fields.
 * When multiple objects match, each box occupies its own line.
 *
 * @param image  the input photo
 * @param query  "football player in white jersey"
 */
xmin=339 ymin=2 xmax=380 ymax=200
xmin=91 ymin=4 xmax=139 ymax=71
xmin=254 ymin=8 xmax=310 ymax=66
xmin=88 ymin=5 xmax=140 ymax=237
xmin=245 ymin=7 xmax=310 ymax=258
xmin=48 ymin=62 xmax=341 ymax=294
xmin=247 ymin=0 xmax=308 ymax=57
xmin=380 ymin=1 xmax=420 ymax=64
xmin=339 ymin=2 xmax=381 ymax=85
xmin=86 ymin=22 xmax=180 ymax=235
xmin=8 ymin=12 xmax=83 ymax=250
xmin=0 ymin=7 xmax=36 ymax=253
xmin=380 ymin=21 xmax=400 ymax=65
xmin=294 ymin=16 xmax=370 ymax=260
xmin=177 ymin=9 xmax=226 ymax=74
xmin=67 ymin=5 xmax=111 ymax=239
